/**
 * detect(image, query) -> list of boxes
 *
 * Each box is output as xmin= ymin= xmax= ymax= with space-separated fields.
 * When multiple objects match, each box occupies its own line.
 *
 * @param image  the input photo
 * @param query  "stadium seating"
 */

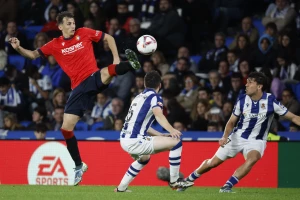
xmin=253 ymin=19 xmax=265 ymax=36
xmin=19 ymin=121 xmax=32 ymax=127
xmin=280 ymin=120 xmax=290 ymax=131
xmin=295 ymin=83 xmax=300 ymax=102
xmin=190 ymin=55 xmax=202 ymax=65
xmin=90 ymin=122 xmax=104 ymax=131
xmin=8 ymin=55 xmax=26 ymax=71
xmin=18 ymin=26 xmax=43 ymax=40
xmin=75 ymin=121 xmax=89 ymax=131
xmin=225 ymin=37 xmax=234 ymax=48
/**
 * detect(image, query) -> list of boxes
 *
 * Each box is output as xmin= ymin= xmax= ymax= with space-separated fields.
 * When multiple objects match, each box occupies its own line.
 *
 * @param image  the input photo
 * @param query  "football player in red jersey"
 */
xmin=9 ymin=11 xmax=141 ymax=186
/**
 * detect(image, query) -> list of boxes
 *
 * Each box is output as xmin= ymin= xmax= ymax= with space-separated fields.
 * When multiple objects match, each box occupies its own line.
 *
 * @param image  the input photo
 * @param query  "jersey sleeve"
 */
xmin=273 ymin=98 xmax=288 ymax=116
xmin=232 ymin=94 xmax=245 ymax=117
xmin=38 ymin=40 xmax=54 ymax=58
xmin=150 ymin=94 xmax=163 ymax=109
xmin=81 ymin=27 xmax=104 ymax=43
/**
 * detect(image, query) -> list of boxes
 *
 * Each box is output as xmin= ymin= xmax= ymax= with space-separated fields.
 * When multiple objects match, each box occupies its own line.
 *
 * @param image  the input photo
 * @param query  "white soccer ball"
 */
xmin=136 ymin=35 xmax=157 ymax=55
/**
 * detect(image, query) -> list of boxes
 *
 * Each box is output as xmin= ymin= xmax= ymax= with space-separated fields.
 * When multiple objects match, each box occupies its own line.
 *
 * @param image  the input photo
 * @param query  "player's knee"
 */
xmin=61 ymin=121 xmax=76 ymax=131
xmin=138 ymin=155 xmax=151 ymax=165
xmin=170 ymin=140 xmax=182 ymax=151
xmin=207 ymin=159 xmax=220 ymax=168
xmin=246 ymin=156 xmax=260 ymax=166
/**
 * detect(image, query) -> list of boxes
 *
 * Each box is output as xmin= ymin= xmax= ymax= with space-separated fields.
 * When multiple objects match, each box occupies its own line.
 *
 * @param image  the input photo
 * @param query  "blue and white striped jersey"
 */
xmin=232 ymin=92 xmax=288 ymax=140
xmin=121 ymin=88 xmax=163 ymax=138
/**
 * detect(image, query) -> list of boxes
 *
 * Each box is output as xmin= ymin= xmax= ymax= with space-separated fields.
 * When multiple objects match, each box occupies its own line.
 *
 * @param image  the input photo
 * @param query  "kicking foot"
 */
xmin=114 ymin=188 xmax=132 ymax=192
xmin=125 ymin=49 xmax=141 ymax=70
xmin=169 ymin=178 xmax=194 ymax=190
xmin=219 ymin=185 xmax=236 ymax=193
xmin=176 ymin=180 xmax=194 ymax=192
xmin=74 ymin=162 xmax=88 ymax=186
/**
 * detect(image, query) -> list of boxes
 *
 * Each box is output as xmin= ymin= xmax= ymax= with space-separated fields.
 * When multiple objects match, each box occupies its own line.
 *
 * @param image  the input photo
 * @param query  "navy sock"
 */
xmin=225 ymin=176 xmax=239 ymax=188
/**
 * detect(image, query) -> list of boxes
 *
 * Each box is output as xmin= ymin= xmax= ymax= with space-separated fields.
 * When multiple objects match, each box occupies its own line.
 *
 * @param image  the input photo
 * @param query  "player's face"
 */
xmin=59 ymin=17 xmax=76 ymax=37
xmin=245 ymin=78 xmax=262 ymax=96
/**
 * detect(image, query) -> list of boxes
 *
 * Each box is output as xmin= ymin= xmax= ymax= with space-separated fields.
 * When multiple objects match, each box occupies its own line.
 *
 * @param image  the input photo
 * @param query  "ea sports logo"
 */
xmin=28 ymin=142 xmax=75 ymax=185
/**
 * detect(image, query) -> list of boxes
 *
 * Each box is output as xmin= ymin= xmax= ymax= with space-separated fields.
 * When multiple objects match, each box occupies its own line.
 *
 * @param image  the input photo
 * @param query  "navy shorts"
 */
xmin=64 ymin=70 xmax=109 ymax=117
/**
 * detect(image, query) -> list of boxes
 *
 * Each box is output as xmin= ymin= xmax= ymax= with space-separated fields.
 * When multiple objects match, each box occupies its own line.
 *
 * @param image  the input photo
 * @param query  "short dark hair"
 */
xmin=231 ymin=72 xmax=243 ymax=80
xmin=34 ymin=106 xmax=48 ymax=119
xmin=248 ymin=71 xmax=268 ymax=91
xmin=0 ymin=77 xmax=11 ymax=87
xmin=265 ymin=22 xmax=277 ymax=32
xmin=144 ymin=71 xmax=161 ymax=89
xmin=57 ymin=11 xmax=74 ymax=25
xmin=35 ymin=123 xmax=48 ymax=133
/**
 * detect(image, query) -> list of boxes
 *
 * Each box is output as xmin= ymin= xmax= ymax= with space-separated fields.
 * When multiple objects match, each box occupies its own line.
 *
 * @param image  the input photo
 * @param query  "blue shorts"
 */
xmin=64 ymin=70 xmax=108 ymax=117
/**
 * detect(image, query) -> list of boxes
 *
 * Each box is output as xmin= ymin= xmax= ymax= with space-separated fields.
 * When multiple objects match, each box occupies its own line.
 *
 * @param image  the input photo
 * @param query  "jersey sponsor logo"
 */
xmin=61 ymin=42 xmax=84 ymax=55
xmin=28 ymin=142 xmax=75 ymax=185
xmin=243 ymin=112 xmax=266 ymax=118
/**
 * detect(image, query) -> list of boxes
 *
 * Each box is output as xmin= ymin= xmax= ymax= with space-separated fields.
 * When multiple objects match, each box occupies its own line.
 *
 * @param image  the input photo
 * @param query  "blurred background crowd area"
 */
xmin=0 ymin=0 xmax=300 ymax=135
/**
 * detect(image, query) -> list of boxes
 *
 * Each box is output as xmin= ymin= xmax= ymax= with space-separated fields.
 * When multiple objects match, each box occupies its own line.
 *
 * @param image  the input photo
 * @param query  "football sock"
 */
xmin=61 ymin=129 xmax=82 ymax=167
xmin=118 ymin=159 xmax=150 ymax=191
xmin=108 ymin=62 xmax=132 ymax=76
xmin=186 ymin=170 xmax=201 ymax=182
xmin=225 ymin=176 xmax=239 ymax=188
xmin=169 ymin=141 xmax=182 ymax=183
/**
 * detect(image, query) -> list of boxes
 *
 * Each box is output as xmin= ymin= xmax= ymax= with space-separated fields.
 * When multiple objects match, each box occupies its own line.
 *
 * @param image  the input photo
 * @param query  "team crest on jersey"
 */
xmin=246 ymin=103 xmax=249 ymax=107
xmin=62 ymin=42 xmax=65 ymax=46
xmin=76 ymin=35 xmax=80 ymax=41
xmin=261 ymin=103 xmax=265 ymax=109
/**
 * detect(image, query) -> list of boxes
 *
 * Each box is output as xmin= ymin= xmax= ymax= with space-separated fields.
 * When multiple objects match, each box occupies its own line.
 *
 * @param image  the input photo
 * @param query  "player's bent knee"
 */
xmin=170 ymin=140 xmax=182 ymax=151
xmin=138 ymin=155 xmax=151 ymax=165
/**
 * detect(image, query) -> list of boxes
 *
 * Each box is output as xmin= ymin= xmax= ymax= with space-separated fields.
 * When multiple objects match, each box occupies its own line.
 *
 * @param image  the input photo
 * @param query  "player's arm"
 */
xmin=8 ymin=37 xmax=40 ymax=60
xmin=219 ymin=114 xmax=239 ymax=146
xmin=282 ymin=111 xmax=300 ymax=126
xmin=152 ymin=107 xmax=181 ymax=139
xmin=103 ymin=33 xmax=120 ymax=64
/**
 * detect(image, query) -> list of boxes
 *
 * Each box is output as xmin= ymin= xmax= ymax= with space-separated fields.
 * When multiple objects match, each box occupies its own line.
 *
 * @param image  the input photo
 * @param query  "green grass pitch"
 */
xmin=0 ymin=186 xmax=299 ymax=200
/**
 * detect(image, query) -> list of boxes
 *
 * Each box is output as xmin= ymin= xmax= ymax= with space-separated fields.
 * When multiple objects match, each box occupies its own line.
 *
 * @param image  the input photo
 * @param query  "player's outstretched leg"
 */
xmin=125 ymin=49 xmax=141 ymax=70
xmin=219 ymin=150 xmax=261 ymax=193
xmin=114 ymin=155 xmax=151 ymax=192
xmin=178 ymin=156 xmax=224 ymax=191
xmin=61 ymin=113 xmax=88 ymax=186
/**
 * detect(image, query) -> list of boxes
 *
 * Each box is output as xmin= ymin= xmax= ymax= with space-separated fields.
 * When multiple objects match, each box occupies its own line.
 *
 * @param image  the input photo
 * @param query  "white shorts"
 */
xmin=120 ymin=136 xmax=155 ymax=160
xmin=215 ymin=133 xmax=267 ymax=161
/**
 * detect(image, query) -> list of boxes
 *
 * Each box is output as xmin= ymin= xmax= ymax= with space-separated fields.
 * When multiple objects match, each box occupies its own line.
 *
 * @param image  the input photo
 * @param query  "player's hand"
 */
xmin=8 ymin=37 xmax=20 ymax=49
xmin=219 ymin=137 xmax=228 ymax=146
xmin=169 ymin=129 xmax=182 ymax=139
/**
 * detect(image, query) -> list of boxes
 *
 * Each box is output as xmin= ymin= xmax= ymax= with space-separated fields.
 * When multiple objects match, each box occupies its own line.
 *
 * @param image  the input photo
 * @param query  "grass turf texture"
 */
xmin=0 ymin=186 xmax=299 ymax=200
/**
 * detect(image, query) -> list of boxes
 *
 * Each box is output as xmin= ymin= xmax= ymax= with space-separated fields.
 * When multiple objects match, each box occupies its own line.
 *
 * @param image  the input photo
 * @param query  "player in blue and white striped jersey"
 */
xmin=182 ymin=72 xmax=300 ymax=193
xmin=114 ymin=71 xmax=193 ymax=192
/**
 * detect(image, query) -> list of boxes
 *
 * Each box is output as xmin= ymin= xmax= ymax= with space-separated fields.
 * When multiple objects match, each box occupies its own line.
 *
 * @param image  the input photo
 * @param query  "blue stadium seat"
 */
xmin=19 ymin=26 xmax=43 ymax=40
xmin=19 ymin=121 xmax=32 ymax=127
xmin=8 ymin=55 xmax=26 ymax=71
xmin=280 ymin=120 xmax=290 ymax=131
xmin=190 ymin=55 xmax=202 ymax=65
xmin=75 ymin=121 xmax=89 ymax=131
xmin=295 ymin=83 xmax=300 ymax=102
xmin=90 ymin=122 xmax=104 ymax=130
xmin=225 ymin=37 xmax=234 ymax=48
xmin=253 ymin=19 xmax=265 ymax=36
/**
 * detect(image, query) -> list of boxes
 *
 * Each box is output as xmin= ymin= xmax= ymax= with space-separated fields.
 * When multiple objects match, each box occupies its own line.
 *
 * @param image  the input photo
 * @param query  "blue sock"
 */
xmin=186 ymin=170 xmax=201 ymax=182
xmin=225 ymin=176 xmax=239 ymax=188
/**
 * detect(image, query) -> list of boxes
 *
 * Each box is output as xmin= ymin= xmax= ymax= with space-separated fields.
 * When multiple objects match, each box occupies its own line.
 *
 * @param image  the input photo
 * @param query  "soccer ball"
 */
xmin=136 ymin=35 xmax=157 ymax=55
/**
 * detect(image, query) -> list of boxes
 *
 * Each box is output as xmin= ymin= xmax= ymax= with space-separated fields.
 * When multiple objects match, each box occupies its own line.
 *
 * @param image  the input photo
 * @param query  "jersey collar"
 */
xmin=142 ymin=88 xmax=156 ymax=94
